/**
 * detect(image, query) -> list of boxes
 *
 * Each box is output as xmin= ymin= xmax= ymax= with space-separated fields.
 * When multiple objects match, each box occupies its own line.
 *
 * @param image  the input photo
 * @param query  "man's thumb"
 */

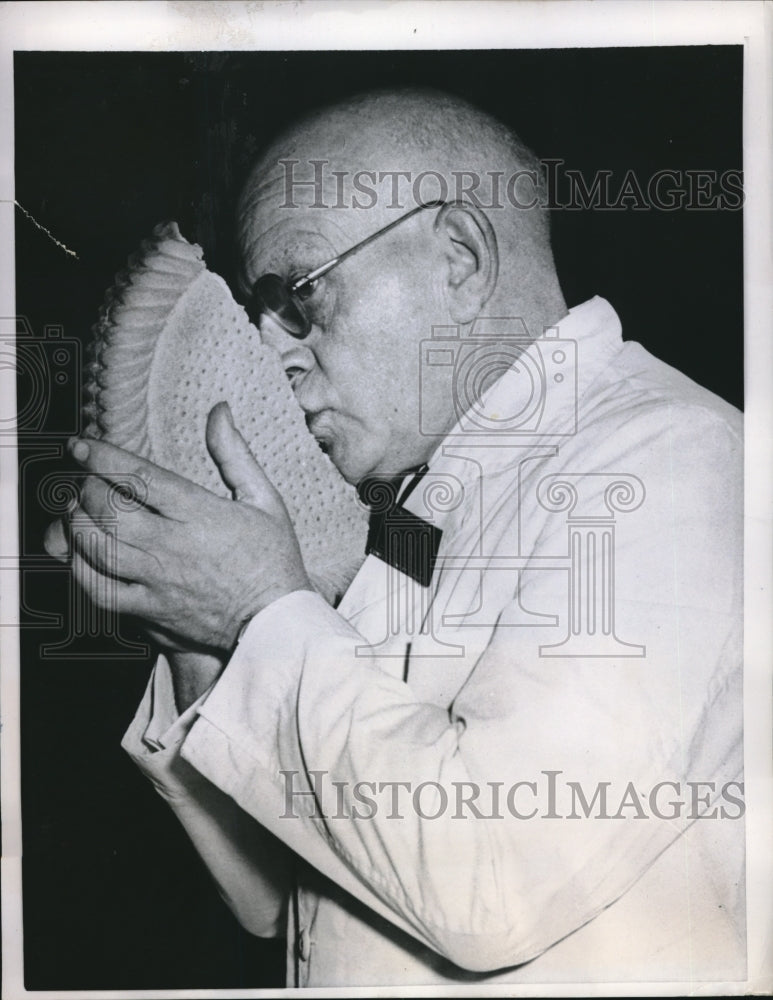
xmin=206 ymin=401 xmax=279 ymax=509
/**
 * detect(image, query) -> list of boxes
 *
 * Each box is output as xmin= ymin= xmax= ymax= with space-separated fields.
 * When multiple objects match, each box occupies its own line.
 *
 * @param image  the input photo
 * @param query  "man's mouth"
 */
xmin=305 ymin=410 xmax=335 ymax=453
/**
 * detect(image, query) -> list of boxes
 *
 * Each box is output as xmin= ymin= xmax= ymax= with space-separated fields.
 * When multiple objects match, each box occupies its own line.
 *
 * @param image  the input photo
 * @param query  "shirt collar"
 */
xmin=416 ymin=296 xmax=625 ymax=490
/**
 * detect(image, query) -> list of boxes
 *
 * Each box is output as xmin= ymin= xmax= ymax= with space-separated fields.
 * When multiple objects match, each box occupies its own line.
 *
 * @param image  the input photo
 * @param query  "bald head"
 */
xmin=237 ymin=88 xmax=565 ymax=335
xmin=233 ymin=89 xmax=567 ymax=482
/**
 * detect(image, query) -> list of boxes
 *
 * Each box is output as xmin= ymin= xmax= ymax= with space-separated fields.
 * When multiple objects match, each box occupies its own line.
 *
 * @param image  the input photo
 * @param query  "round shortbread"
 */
xmin=83 ymin=222 xmax=367 ymax=602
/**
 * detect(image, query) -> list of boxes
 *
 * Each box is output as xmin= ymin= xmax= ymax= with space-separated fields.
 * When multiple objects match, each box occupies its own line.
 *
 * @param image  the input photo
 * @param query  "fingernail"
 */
xmin=222 ymin=401 xmax=235 ymax=428
xmin=69 ymin=439 xmax=90 ymax=462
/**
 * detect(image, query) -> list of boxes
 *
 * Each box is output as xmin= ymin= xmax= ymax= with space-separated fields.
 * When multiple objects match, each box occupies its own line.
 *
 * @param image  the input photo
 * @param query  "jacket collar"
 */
xmin=411 ymin=296 xmax=625 ymax=496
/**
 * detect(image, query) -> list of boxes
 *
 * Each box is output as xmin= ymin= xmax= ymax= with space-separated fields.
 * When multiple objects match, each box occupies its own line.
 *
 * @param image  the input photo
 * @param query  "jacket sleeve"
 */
xmin=176 ymin=404 xmax=744 ymax=971
xmin=121 ymin=659 xmax=292 ymax=938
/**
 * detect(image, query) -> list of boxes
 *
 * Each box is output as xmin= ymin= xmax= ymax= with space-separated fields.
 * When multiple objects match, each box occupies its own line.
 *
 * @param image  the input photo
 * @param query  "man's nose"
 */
xmin=259 ymin=316 xmax=316 ymax=387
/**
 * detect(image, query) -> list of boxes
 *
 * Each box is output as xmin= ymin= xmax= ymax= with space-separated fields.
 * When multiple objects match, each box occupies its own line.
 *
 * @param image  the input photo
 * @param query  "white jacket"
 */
xmin=122 ymin=297 xmax=745 ymax=987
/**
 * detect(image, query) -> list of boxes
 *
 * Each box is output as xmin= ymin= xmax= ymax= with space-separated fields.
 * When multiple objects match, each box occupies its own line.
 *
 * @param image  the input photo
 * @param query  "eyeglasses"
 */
xmin=245 ymin=200 xmax=445 ymax=339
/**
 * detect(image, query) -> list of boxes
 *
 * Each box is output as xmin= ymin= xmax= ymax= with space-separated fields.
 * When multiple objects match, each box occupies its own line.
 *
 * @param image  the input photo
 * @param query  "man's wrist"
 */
xmin=166 ymin=649 xmax=225 ymax=713
xmin=229 ymin=577 xmax=314 ymax=651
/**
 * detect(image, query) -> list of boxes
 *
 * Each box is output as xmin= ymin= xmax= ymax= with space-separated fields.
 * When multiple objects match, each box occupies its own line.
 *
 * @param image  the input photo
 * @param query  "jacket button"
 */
xmin=298 ymin=928 xmax=311 ymax=962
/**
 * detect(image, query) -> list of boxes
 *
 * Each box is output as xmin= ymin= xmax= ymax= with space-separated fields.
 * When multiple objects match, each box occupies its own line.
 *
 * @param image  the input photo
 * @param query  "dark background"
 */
xmin=15 ymin=48 xmax=743 ymax=990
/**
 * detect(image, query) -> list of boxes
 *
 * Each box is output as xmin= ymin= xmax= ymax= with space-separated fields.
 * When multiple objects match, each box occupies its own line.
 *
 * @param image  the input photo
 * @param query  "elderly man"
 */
xmin=47 ymin=90 xmax=744 ymax=986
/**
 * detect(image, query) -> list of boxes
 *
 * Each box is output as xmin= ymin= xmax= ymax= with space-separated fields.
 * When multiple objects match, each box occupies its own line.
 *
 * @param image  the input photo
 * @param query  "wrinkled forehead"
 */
xmin=238 ymin=153 xmax=401 ymax=284
xmin=237 ymin=120 xmax=440 ymax=290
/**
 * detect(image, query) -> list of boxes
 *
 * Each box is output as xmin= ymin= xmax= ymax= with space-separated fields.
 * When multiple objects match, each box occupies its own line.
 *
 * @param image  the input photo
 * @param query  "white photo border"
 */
xmin=1 ymin=2 xmax=771 ymax=998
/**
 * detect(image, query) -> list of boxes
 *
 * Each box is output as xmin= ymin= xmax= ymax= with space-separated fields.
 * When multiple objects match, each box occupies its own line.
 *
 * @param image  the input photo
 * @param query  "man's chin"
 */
xmin=330 ymin=445 xmax=390 ymax=488
xmin=322 ymin=438 xmax=365 ymax=486
xmin=321 ymin=430 xmax=403 ymax=487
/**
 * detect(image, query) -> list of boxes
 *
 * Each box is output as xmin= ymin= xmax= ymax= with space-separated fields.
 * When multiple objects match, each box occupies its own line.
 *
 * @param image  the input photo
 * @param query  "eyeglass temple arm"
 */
xmin=291 ymin=200 xmax=445 ymax=294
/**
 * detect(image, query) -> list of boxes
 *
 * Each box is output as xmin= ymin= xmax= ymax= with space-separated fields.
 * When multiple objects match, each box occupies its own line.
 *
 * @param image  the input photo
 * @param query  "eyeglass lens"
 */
xmin=248 ymin=273 xmax=311 ymax=338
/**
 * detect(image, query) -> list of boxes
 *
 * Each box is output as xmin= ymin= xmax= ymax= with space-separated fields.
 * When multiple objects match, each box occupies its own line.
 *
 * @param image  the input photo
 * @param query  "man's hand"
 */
xmin=43 ymin=402 xmax=312 ymax=654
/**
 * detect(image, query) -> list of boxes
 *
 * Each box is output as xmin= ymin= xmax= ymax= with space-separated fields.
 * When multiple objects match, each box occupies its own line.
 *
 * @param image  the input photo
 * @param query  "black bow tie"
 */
xmin=357 ymin=465 xmax=443 ymax=587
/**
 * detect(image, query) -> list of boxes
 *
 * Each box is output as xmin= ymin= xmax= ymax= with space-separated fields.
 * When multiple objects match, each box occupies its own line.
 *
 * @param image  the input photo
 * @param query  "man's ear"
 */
xmin=434 ymin=201 xmax=499 ymax=324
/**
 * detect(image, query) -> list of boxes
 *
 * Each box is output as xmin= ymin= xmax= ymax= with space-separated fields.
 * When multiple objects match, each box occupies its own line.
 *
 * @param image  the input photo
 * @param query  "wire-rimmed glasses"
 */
xmin=245 ymin=200 xmax=445 ymax=339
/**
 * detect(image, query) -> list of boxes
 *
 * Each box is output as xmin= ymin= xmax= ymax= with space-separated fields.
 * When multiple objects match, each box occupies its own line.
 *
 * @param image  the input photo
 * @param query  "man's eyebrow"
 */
xmin=239 ymin=230 xmax=334 ymax=297
xmin=245 ymin=222 xmax=338 ymax=263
